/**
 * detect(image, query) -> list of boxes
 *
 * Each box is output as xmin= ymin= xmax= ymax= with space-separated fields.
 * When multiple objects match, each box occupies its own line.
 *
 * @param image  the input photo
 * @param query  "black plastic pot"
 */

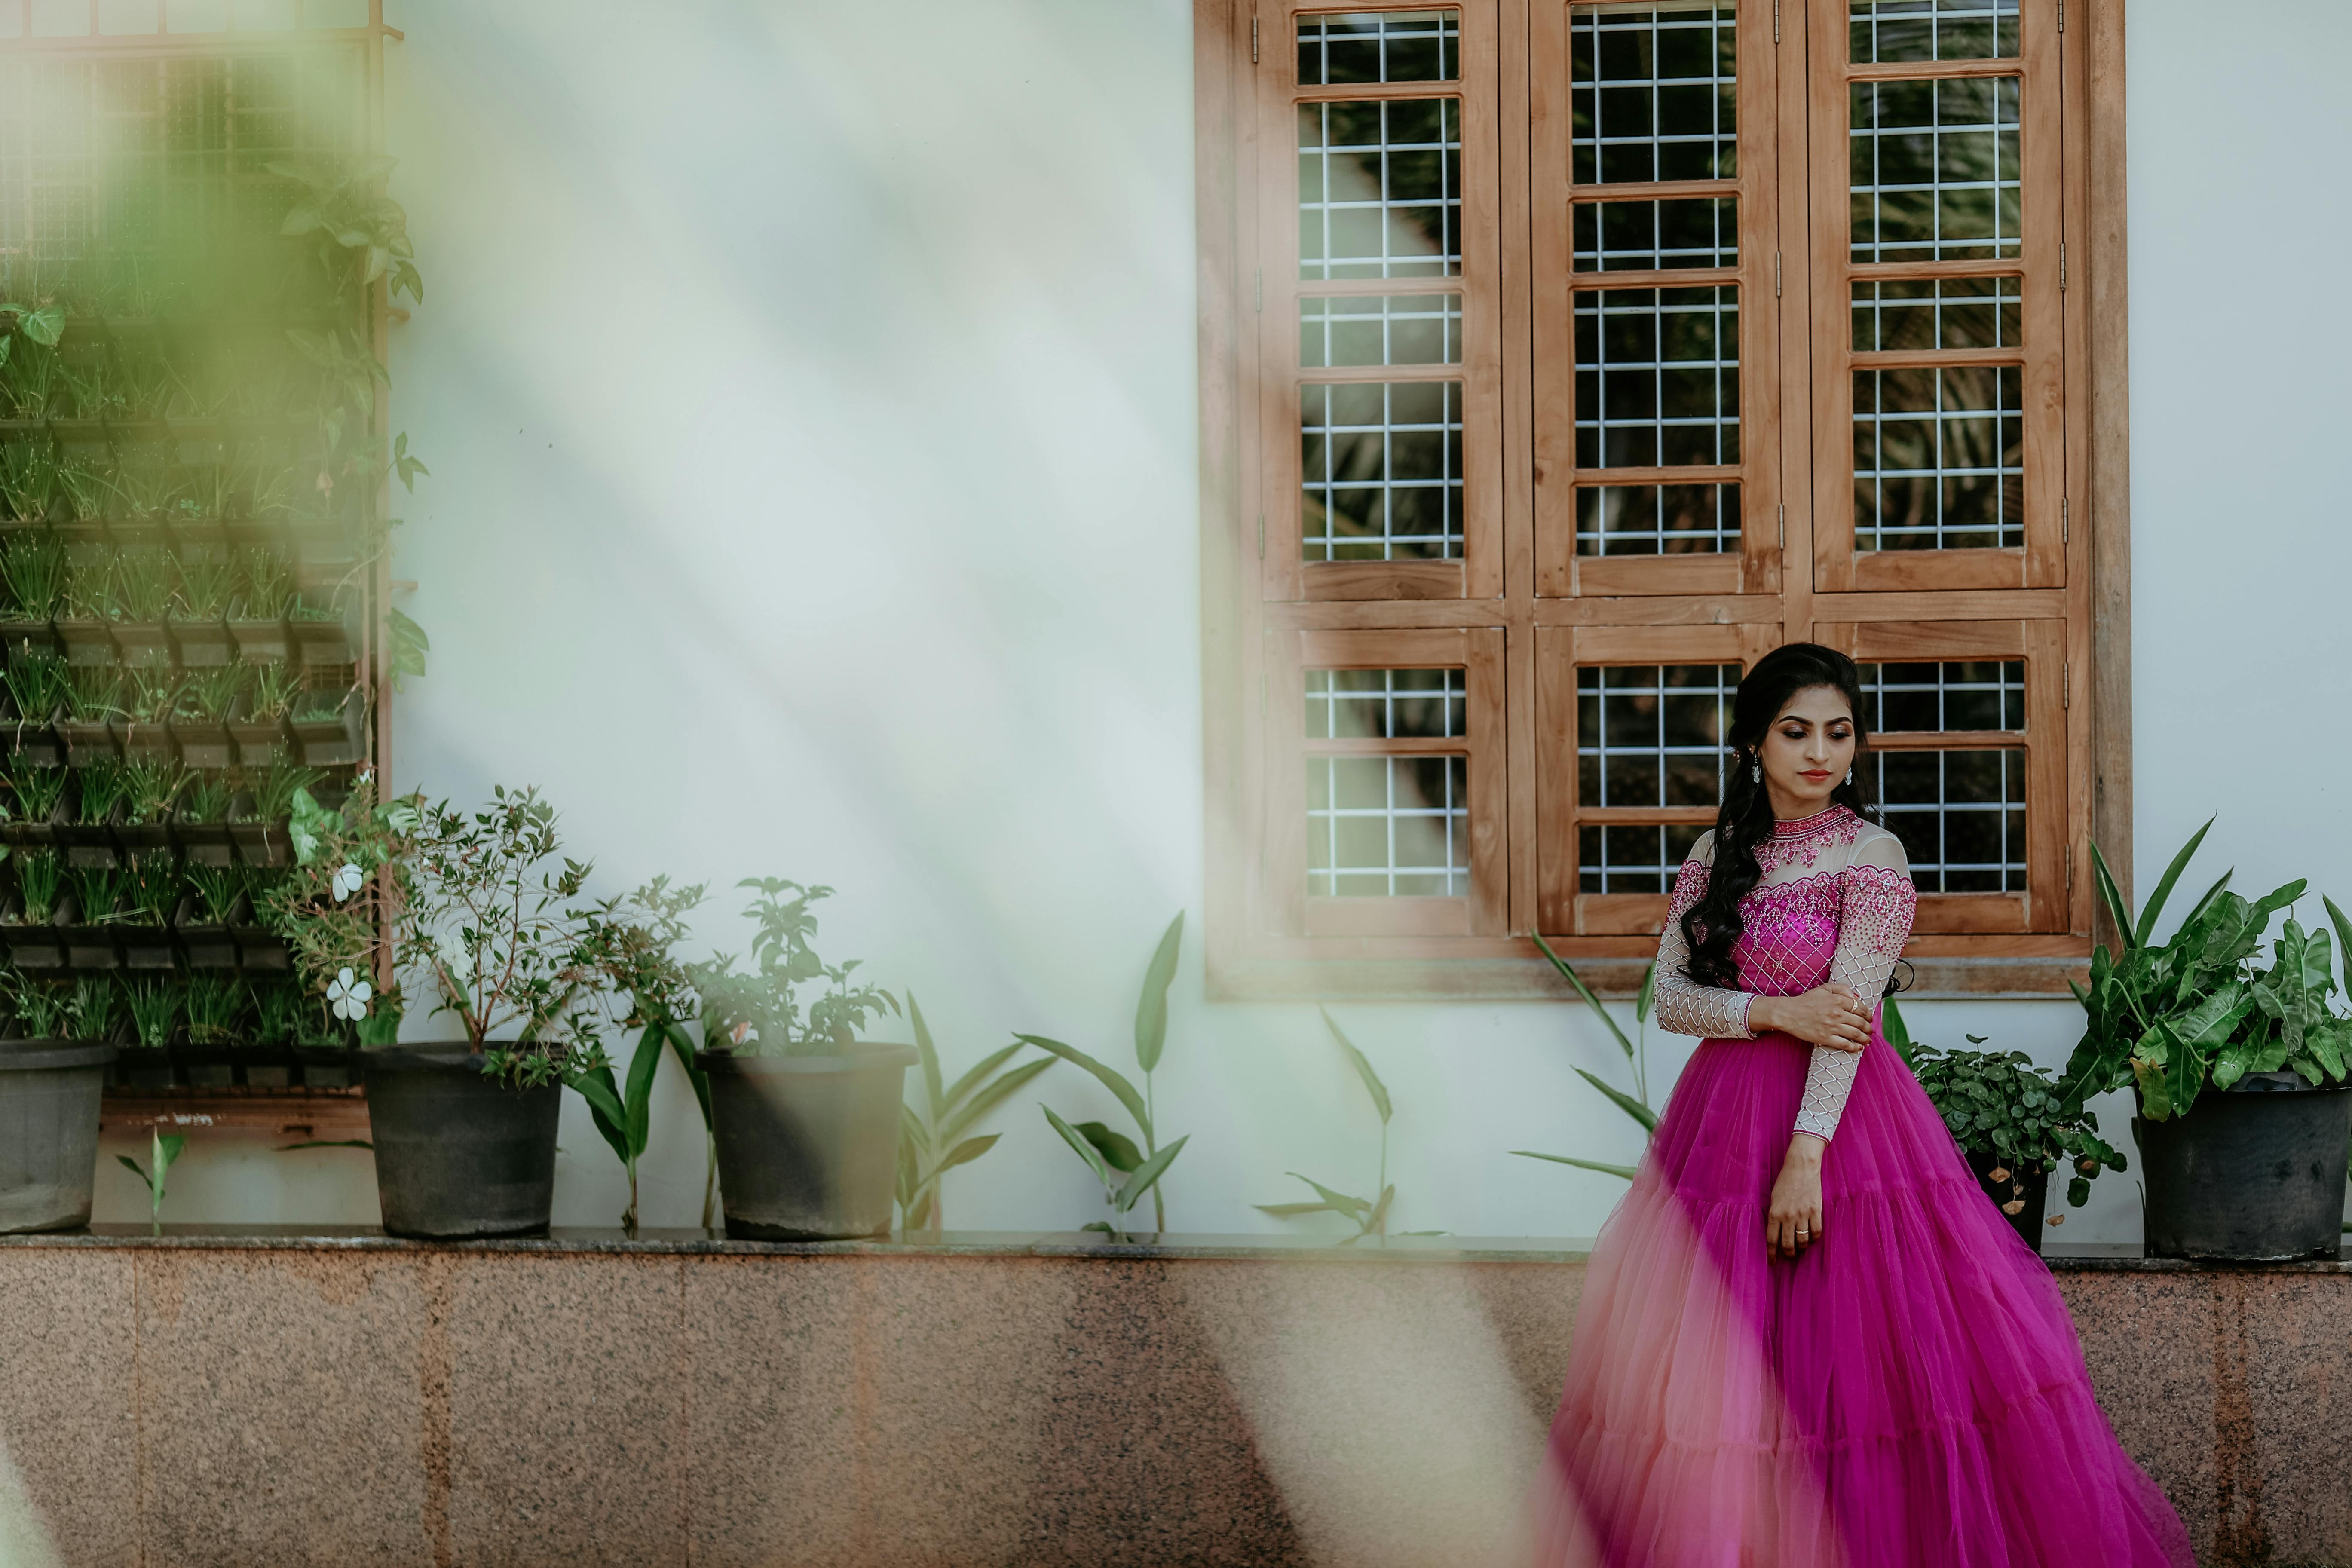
xmin=1963 ymin=1147 xmax=2049 ymax=1254
xmin=704 ymin=1044 xmax=919 ymax=1240
xmin=2135 ymin=1073 xmax=2352 ymax=1262
xmin=362 ymin=1047 xmax=560 ymax=1239
xmin=0 ymin=1041 xmax=116 ymax=1233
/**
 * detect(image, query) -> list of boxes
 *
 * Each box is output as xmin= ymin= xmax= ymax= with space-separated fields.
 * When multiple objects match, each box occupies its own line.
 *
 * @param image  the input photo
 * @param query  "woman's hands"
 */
xmin=1767 ymin=1135 xmax=1827 ymax=1260
xmin=1749 ymin=984 xmax=1872 ymax=1052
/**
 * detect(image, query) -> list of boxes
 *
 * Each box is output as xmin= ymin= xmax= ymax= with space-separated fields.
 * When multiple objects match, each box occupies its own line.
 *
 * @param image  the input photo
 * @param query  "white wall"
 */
xmin=98 ymin=0 xmax=2343 ymax=1244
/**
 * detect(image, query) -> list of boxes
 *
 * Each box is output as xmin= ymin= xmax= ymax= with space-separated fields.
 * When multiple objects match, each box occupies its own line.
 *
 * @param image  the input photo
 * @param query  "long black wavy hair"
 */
xmin=1679 ymin=642 xmax=1881 ymax=989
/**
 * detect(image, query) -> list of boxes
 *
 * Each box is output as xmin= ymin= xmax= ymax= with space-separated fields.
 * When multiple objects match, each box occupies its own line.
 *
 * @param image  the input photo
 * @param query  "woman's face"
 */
xmin=1757 ymin=683 xmax=1857 ymax=816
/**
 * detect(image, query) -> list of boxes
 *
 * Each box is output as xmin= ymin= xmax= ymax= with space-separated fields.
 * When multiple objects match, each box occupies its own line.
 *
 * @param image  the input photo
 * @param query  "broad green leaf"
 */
xmin=2324 ymin=896 xmax=2352 ymax=998
xmin=1074 ymin=1119 xmax=1144 ymax=1174
xmin=1575 ymin=1066 xmax=1658 ymax=1133
xmin=623 ymin=1022 xmax=663 ymax=1158
xmin=389 ymin=607 xmax=429 ymax=686
xmin=664 ymin=1022 xmax=712 ymax=1131
xmin=942 ymin=1040 xmax=1031 ymax=1114
xmin=923 ymin=1134 xmax=1001 ymax=1180
xmin=1534 ymin=933 xmax=1637 ymax=1060
xmin=1510 ymin=1149 xmax=1639 ymax=1181
xmin=1635 ymin=960 xmax=1657 ymax=1025
xmin=1255 ymin=1201 xmax=1335 ymax=1218
xmin=567 ymin=1066 xmax=630 ymax=1161
xmin=156 ymin=1134 xmax=184 ymax=1173
xmin=898 ymin=1101 xmax=931 ymax=1164
xmin=908 ymin=992 xmax=945 ymax=1119
xmin=2134 ymin=818 xmax=2214 ymax=947
xmin=1016 ymin=1034 xmax=1152 ymax=1140
xmin=1115 ymin=1133 xmax=1188 ymax=1212
xmin=116 ymin=1154 xmax=151 ymax=1191
xmin=1133 ymin=911 xmax=1183 ymax=1075
xmin=1322 ymin=1008 xmax=1391 ymax=1124
xmin=1368 ymin=1183 xmax=1396 ymax=1234
xmin=1286 ymin=1171 xmax=1371 ymax=1219
xmin=2089 ymin=841 xmax=2137 ymax=950
xmin=280 ymin=205 xmax=324 ymax=236
xmin=2128 ymin=1054 xmax=2171 ymax=1121
xmin=1041 ymin=1103 xmax=1115 ymax=1189
xmin=938 ymin=1056 xmax=1054 ymax=1147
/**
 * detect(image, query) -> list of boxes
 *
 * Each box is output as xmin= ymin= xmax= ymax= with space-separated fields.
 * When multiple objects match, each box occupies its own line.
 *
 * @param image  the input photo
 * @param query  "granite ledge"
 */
xmin=0 ymin=1225 xmax=2345 ymax=1271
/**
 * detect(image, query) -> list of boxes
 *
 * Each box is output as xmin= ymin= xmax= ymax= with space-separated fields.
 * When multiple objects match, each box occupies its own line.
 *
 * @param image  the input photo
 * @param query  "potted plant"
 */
xmin=1894 ymin=1004 xmax=2127 ymax=1255
xmin=265 ymin=780 xmax=602 ymax=1239
xmin=0 ymin=971 xmax=115 ymax=1233
xmin=2059 ymin=822 xmax=2352 ymax=1261
xmin=689 ymin=878 xmax=910 ymax=1240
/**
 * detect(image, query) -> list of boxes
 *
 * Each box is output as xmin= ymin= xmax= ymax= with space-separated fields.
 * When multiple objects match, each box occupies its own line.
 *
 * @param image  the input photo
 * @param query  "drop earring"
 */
xmin=1844 ymin=767 xmax=1854 ymax=786
xmin=1750 ymin=758 xmax=1761 ymax=784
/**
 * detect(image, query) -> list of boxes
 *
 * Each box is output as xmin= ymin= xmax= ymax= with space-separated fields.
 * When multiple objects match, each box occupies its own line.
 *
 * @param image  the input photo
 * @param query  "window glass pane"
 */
xmin=1853 ymin=364 xmax=2022 ymax=550
xmin=1307 ymin=755 xmax=1470 ymax=896
xmin=1572 ymin=196 xmax=1737 ymax=273
xmin=1849 ymin=75 xmax=2020 ymax=264
xmin=1301 ymin=380 xmax=1465 ymax=561
xmin=1575 ymin=481 xmax=1740 ymax=555
xmin=1570 ymin=4 xmax=1737 ymax=185
xmin=1298 ymin=9 xmax=1461 ymax=85
xmin=1849 ymin=0 xmax=2021 ymax=64
xmin=1574 ymin=286 xmax=1740 ymax=469
xmin=1299 ymin=293 xmax=1463 ymax=368
xmin=1869 ymin=748 xmax=2026 ymax=892
xmin=1577 ymin=663 xmax=1736 ymax=808
xmin=1851 ymin=275 xmax=2022 ymax=352
xmin=1578 ymin=823 xmax=1709 ymax=894
xmin=1305 ymin=668 xmax=1467 ymax=739
xmin=1859 ymin=661 xmax=2024 ymax=732
xmin=1298 ymin=98 xmax=1461 ymax=281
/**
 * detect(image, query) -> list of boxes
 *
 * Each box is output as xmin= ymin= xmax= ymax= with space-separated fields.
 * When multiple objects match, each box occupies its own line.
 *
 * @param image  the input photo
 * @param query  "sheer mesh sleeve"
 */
xmin=1792 ymin=829 xmax=1919 ymax=1141
xmin=1650 ymin=834 xmax=1759 ymax=1041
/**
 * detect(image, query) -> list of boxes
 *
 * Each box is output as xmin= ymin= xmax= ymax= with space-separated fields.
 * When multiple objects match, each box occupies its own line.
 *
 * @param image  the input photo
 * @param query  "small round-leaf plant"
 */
xmin=1910 ymin=1033 xmax=2128 ymax=1224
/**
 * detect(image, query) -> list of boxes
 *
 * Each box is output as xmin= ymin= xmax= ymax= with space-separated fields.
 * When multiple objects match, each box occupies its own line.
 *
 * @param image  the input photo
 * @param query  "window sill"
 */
xmin=1208 ymin=948 xmax=2092 ymax=1001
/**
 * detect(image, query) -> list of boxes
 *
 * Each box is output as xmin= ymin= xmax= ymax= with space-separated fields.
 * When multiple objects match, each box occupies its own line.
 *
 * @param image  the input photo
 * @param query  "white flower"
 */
xmin=327 ymin=967 xmax=372 ymax=1022
xmin=330 ymin=862 xmax=364 ymax=903
xmin=435 ymin=930 xmax=469 ymax=974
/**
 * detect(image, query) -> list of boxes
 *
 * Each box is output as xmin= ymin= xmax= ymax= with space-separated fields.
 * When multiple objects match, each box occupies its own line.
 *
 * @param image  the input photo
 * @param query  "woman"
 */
xmin=1533 ymin=643 xmax=2190 ymax=1568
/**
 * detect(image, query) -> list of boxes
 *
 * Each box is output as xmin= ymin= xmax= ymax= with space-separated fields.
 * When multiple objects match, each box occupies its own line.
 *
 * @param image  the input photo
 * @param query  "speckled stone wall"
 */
xmin=0 ymin=1238 xmax=2340 ymax=1568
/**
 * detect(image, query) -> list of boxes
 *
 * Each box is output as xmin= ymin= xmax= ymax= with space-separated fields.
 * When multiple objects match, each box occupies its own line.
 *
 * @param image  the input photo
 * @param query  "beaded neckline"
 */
xmin=1769 ymin=804 xmax=1853 ymax=840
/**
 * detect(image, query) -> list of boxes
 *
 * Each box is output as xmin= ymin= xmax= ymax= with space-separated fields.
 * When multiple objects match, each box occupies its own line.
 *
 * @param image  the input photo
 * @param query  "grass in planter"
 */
xmin=118 ymin=344 xmax=172 ymax=422
xmin=123 ymin=854 xmax=182 ymax=924
xmin=76 ymin=759 xmax=133 ymax=824
xmin=119 ymin=975 xmax=180 ymax=1049
xmin=292 ymin=682 xmax=353 ymax=722
xmin=2 ymin=651 xmax=68 ymax=724
xmin=242 ymin=460 xmax=297 ymax=521
xmin=113 ymin=548 xmax=176 ymax=625
xmin=63 ymin=546 xmax=120 ymax=620
xmin=178 ymin=462 xmax=238 ymax=525
xmin=67 ymin=975 xmax=117 ymax=1042
xmin=253 ymin=977 xmax=306 ymax=1045
xmin=184 ymin=974 xmax=248 ymax=1046
xmin=121 ymin=760 xmax=187 ymax=824
xmin=11 ymin=977 xmax=70 ymax=1038
xmin=67 ymin=665 xmax=125 ymax=723
xmin=254 ymin=760 xmax=319 ymax=822
xmin=58 ymin=354 xmax=121 ymax=422
xmin=106 ymin=444 xmax=179 ymax=523
xmin=0 ymin=531 xmax=67 ymax=620
xmin=55 ymin=459 xmax=109 ymax=525
xmin=178 ymin=771 xmax=234 ymax=824
xmin=248 ymin=661 xmax=301 ymax=723
xmin=233 ymin=548 xmax=296 ymax=621
xmin=12 ymin=848 xmax=60 ymax=923
xmin=175 ymin=550 xmax=235 ymax=622
xmin=6 ymin=756 xmax=68 ymax=821
xmin=0 ymin=441 xmax=59 ymax=524
xmin=240 ymin=863 xmax=288 ymax=917
xmin=180 ymin=664 xmax=247 ymax=724
xmin=4 ymin=345 xmax=59 ymax=420
xmin=125 ymin=668 xmax=183 ymax=725
xmin=67 ymin=863 xmax=125 ymax=923
xmin=185 ymin=862 xmax=242 ymax=925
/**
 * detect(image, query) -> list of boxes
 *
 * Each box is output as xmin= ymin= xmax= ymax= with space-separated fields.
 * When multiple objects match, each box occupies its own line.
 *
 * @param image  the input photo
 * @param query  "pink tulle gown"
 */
xmin=1534 ymin=805 xmax=2192 ymax=1568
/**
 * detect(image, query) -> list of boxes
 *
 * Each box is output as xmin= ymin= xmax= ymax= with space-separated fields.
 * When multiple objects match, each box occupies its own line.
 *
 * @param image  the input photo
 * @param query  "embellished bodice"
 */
xmin=1645 ymin=806 xmax=1919 ymax=1140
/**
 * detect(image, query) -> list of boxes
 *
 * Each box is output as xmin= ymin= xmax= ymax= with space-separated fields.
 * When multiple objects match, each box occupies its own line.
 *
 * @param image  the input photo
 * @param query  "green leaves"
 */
xmin=388 ymin=606 xmax=429 ymax=688
xmin=1881 ymin=994 xmax=1916 ymax=1067
xmin=895 ymin=999 xmax=1051 ymax=1232
xmin=1020 ymin=1034 xmax=1152 ymax=1143
xmin=1532 ymin=931 xmax=1635 ymax=1060
xmin=1510 ymin=1149 xmax=1640 ymax=1181
xmin=1575 ymin=1066 xmax=1658 ymax=1134
xmin=1133 ymin=912 xmax=1181 ymax=1075
xmin=1322 ymin=1009 xmax=1391 ymax=1125
xmin=1912 ymin=1037 xmax=2125 ymax=1208
xmin=118 ymin=1128 xmax=187 ymax=1234
xmin=1519 ymin=939 xmax=1658 ymax=1184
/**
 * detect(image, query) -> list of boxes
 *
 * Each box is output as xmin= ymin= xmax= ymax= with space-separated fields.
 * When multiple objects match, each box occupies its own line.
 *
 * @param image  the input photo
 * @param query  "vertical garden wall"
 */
xmin=0 ymin=16 xmax=413 ymax=1113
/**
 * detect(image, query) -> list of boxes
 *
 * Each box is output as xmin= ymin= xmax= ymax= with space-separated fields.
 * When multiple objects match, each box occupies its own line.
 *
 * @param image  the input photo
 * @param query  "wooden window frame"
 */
xmin=1197 ymin=0 xmax=2130 ymax=999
